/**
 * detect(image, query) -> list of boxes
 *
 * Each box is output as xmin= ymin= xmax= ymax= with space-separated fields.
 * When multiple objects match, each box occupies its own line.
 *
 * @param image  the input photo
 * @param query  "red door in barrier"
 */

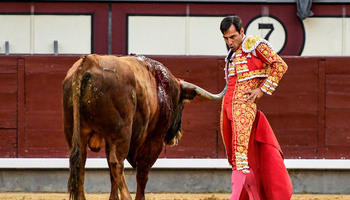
xmin=0 ymin=57 xmax=21 ymax=158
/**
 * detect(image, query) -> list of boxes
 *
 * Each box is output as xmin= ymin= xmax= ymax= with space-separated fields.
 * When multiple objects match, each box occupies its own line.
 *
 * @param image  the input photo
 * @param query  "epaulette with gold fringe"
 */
xmin=242 ymin=35 xmax=274 ymax=53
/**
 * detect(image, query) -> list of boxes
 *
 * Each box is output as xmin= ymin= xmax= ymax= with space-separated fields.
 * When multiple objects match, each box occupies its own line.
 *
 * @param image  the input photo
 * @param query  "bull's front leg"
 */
xmin=135 ymin=138 xmax=164 ymax=200
xmin=135 ymin=166 xmax=151 ymax=200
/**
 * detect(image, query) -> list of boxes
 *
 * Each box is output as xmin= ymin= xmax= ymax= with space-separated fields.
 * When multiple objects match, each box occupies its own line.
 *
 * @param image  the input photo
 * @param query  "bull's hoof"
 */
xmin=108 ymin=193 xmax=119 ymax=200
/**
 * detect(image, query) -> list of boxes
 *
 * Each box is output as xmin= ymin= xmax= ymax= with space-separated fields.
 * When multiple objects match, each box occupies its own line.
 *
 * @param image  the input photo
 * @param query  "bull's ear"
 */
xmin=180 ymin=84 xmax=197 ymax=100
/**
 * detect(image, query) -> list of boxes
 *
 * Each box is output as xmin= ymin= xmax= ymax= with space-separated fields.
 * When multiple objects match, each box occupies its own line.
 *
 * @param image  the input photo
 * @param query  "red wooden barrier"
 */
xmin=0 ymin=55 xmax=349 ymax=159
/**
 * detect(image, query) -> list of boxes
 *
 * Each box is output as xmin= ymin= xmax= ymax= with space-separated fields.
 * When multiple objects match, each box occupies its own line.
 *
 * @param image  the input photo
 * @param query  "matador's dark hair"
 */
xmin=220 ymin=15 xmax=243 ymax=34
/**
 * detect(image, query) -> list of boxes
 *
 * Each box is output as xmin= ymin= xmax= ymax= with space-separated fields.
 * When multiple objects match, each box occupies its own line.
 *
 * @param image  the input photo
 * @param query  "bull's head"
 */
xmin=165 ymin=81 xmax=228 ymax=145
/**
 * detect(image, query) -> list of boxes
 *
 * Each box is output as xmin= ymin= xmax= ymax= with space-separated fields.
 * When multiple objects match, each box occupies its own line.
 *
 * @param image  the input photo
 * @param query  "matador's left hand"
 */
xmin=244 ymin=88 xmax=264 ymax=106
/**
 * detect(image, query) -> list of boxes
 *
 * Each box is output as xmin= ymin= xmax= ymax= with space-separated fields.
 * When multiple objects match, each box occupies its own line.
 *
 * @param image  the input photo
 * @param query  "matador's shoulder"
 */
xmin=242 ymin=35 xmax=274 ymax=53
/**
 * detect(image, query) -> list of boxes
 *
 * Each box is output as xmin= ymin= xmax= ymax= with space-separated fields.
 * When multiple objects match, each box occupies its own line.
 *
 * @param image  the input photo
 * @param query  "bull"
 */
xmin=62 ymin=54 xmax=227 ymax=200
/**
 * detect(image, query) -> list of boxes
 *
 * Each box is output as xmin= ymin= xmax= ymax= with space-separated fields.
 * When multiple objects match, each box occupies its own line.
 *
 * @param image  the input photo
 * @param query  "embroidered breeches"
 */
xmin=221 ymin=76 xmax=260 ymax=171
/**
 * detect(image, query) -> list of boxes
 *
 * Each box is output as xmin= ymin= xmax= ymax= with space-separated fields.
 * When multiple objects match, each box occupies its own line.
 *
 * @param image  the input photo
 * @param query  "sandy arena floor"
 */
xmin=0 ymin=193 xmax=350 ymax=200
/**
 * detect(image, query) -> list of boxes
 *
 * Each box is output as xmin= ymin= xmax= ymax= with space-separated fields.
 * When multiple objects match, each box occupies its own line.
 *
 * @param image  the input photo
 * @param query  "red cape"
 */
xmin=240 ymin=111 xmax=293 ymax=200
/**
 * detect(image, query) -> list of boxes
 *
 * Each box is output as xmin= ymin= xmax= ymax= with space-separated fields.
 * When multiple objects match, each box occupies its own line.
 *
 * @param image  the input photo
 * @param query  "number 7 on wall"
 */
xmin=258 ymin=23 xmax=274 ymax=41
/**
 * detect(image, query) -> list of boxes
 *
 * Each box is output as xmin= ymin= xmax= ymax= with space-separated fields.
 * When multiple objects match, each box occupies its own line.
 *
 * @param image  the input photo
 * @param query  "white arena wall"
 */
xmin=0 ymin=158 xmax=350 ymax=194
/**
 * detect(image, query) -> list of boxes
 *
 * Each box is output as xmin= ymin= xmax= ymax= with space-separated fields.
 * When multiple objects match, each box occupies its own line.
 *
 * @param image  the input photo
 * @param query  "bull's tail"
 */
xmin=68 ymin=56 xmax=87 ymax=200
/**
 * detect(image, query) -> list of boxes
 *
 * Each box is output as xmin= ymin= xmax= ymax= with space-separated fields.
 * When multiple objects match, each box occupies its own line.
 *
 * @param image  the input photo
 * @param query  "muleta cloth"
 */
xmin=239 ymin=111 xmax=293 ymax=200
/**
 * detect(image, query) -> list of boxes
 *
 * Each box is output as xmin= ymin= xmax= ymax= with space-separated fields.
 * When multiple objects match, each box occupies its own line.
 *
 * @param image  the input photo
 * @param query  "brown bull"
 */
xmin=62 ymin=54 xmax=227 ymax=200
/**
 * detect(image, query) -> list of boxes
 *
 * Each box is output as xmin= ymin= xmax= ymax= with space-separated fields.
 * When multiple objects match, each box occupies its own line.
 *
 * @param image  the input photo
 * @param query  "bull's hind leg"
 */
xmin=105 ymin=126 xmax=132 ymax=200
xmin=105 ymin=142 xmax=119 ymax=200
xmin=77 ymin=136 xmax=89 ymax=200
xmin=68 ymin=127 xmax=90 ymax=200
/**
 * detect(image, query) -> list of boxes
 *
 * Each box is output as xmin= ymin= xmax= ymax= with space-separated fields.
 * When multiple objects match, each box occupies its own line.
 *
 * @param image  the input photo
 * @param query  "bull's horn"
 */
xmin=180 ymin=80 xmax=228 ymax=101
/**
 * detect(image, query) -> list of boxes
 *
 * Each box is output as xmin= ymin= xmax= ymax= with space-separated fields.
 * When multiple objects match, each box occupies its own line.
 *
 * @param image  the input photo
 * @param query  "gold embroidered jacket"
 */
xmin=224 ymin=35 xmax=288 ymax=95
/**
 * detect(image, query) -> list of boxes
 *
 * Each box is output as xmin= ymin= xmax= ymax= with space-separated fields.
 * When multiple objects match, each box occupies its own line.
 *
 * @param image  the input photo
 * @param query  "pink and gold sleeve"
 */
xmin=255 ymin=43 xmax=288 ymax=95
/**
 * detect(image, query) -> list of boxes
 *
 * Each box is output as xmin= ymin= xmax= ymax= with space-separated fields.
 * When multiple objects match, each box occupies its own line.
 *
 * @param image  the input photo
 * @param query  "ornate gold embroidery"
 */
xmin=235 ymin=64 xmax=248 ymax=73
xmin=228 ymin=62 xmax=236 ymax=76
xmin=232 ymin=78 xmax=260 ymax=171
xmin=228 ymin=70 xmax=236 ymax=76
xmin=234 ymin=57 xmax=246 ymax=63
xmin=235 ymin=49 xmax=242 ymax=55
xmin=236 ymin=68 xmax=270 ymax=81
xmin=256 ymin=43 xmax=288 ymax=95
xmin=242 ymin=36 xmax=262 ymax=52
xmin=242 ymin=35 xmax=275 ymax=54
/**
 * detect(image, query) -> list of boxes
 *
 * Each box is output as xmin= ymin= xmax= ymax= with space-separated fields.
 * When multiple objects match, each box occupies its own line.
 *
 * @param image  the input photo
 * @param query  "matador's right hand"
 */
xmin=244 ymin=88 xmax=264 ymax=106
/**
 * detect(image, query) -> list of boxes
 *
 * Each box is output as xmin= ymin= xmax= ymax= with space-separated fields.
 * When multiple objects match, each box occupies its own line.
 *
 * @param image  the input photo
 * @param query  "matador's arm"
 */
xmin=255 ymin=43 xmax=288 ymax=95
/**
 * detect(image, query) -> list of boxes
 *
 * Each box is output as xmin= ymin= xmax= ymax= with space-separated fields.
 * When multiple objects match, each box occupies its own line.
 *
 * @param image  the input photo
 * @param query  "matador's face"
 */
xmin=222 ymin=24 xmax=244 ymax=52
